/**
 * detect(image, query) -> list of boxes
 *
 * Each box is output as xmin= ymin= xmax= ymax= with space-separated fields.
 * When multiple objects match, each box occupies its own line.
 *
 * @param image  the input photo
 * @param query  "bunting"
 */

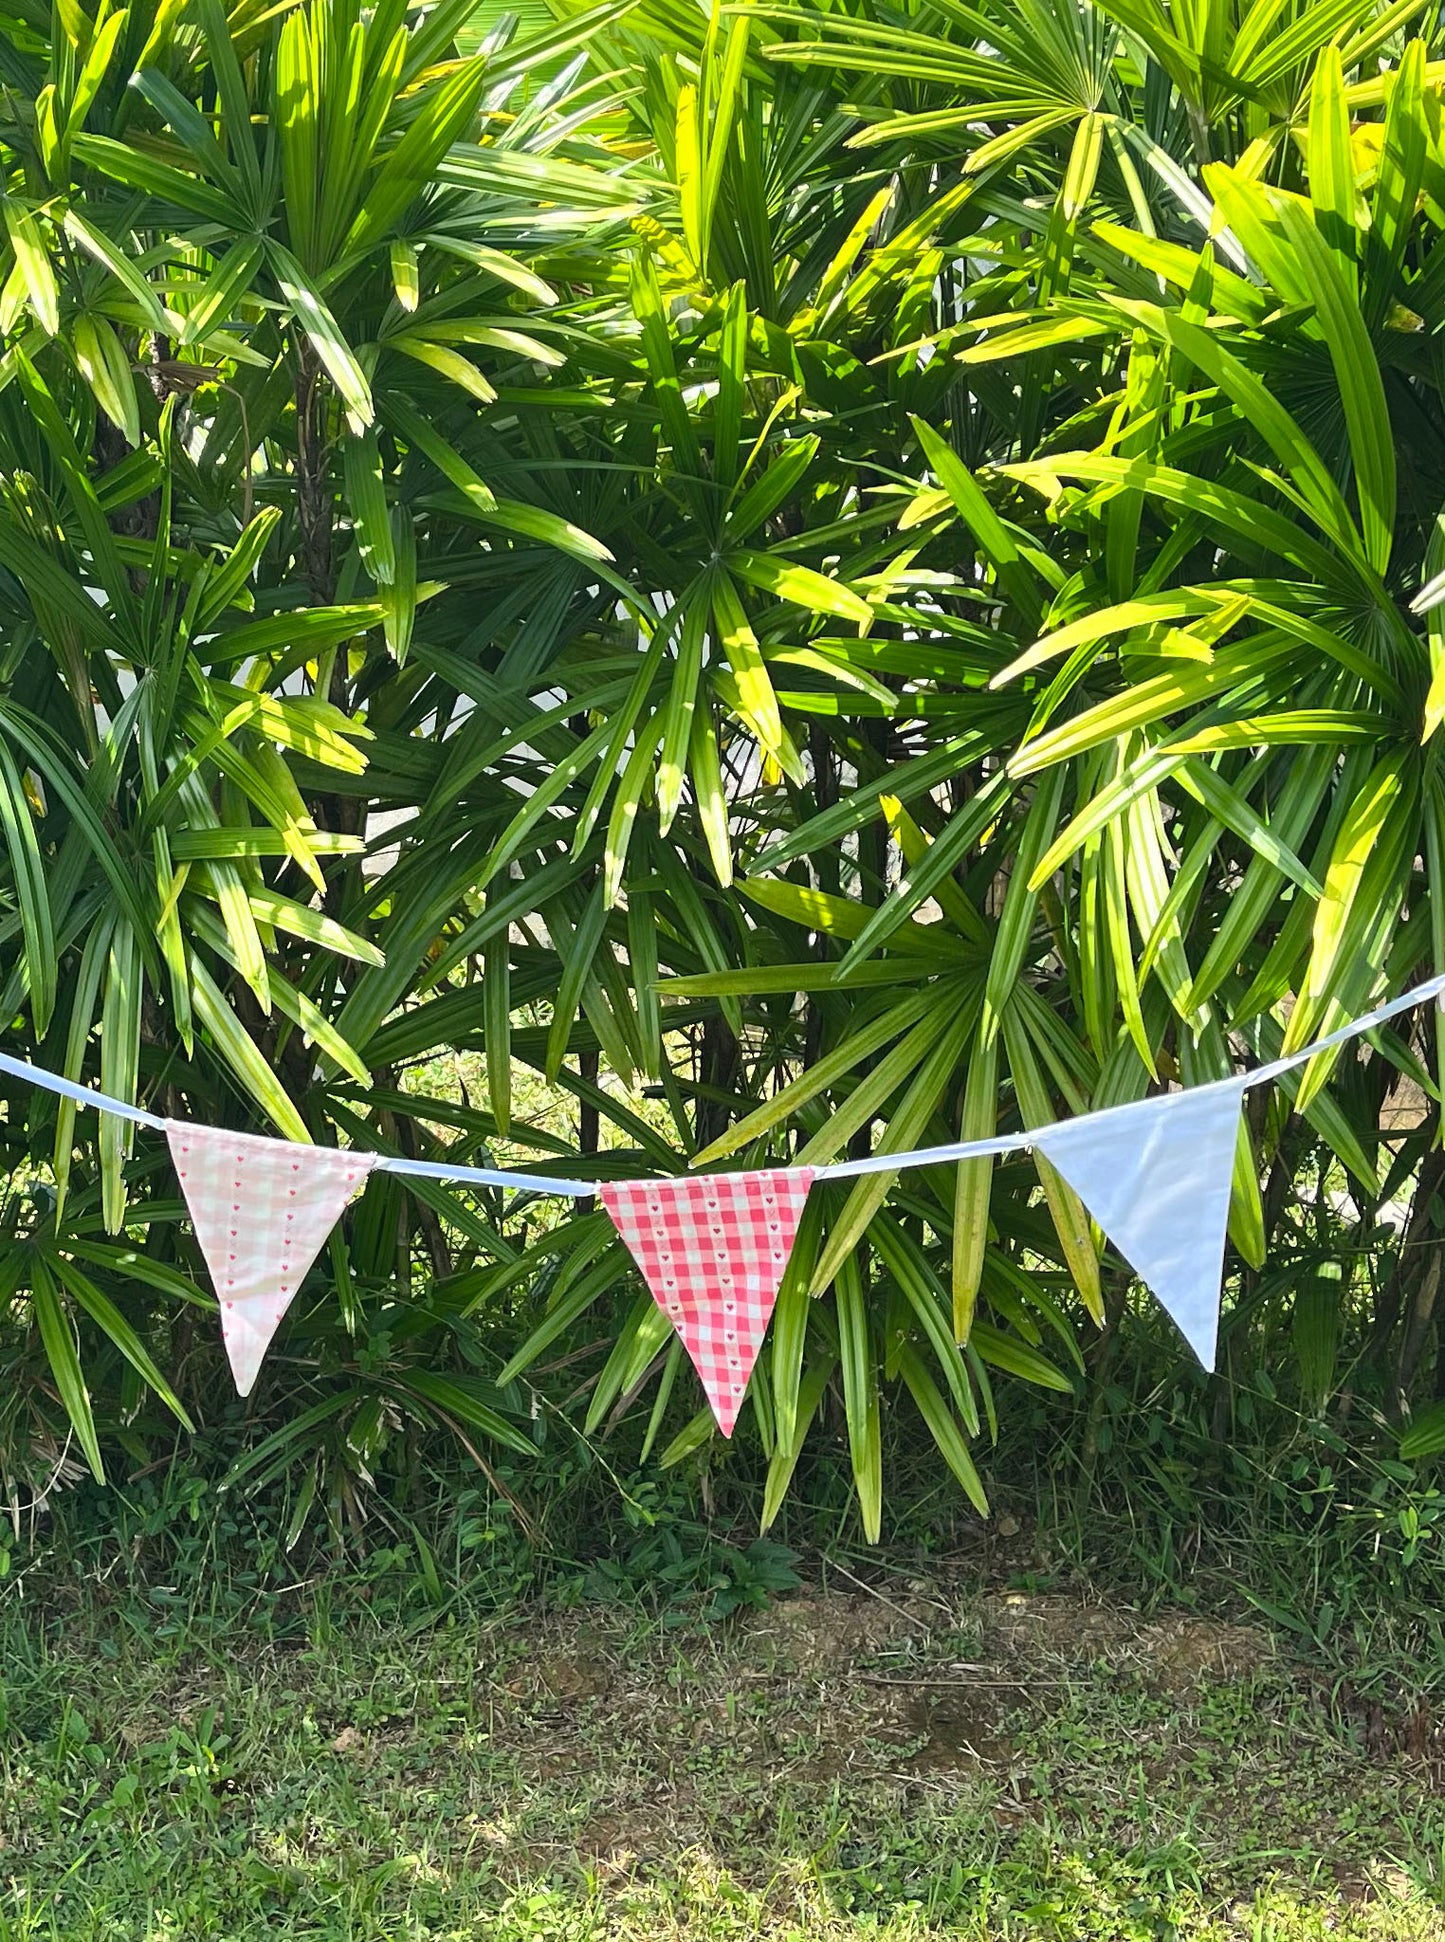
xmin=1036 ymin=1080 xmax=1246 ymax=1371
xmin=166 ymin=1123 xmax=375 ymax=1397
xmin=600 ymin=1169 xmax=815 ymax=1435
xmin=1 ymin=975 xmax=1440 ymax=1423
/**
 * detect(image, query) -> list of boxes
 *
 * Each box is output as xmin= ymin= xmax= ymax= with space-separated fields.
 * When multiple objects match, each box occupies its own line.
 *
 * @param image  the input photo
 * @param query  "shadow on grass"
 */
xmin=3 ymin=1574 xmax=1445 ymax=1939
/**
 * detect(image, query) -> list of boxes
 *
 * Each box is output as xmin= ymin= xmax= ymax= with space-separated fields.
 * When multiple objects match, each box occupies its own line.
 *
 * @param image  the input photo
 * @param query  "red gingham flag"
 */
xmin=167 ymin=1123 xmax=376 ymax=1397
xmin=600 ymin=1168 xmax=815 ymax=1436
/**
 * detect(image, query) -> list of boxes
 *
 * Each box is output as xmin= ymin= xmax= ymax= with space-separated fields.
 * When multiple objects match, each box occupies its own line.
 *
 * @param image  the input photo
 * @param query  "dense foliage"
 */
xmin=1 ymin=0 xmax=1443 ymax=1541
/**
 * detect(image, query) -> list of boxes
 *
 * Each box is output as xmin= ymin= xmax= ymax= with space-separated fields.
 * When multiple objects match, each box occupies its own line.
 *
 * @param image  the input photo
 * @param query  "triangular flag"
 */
xmin=601 ymin=1168 xmax=815 ymax=1436
xmin=166 ymin=1123 xmax=375 ymax=1397
xmin=1035 ymin=1081 xmax=1245 ymax=1371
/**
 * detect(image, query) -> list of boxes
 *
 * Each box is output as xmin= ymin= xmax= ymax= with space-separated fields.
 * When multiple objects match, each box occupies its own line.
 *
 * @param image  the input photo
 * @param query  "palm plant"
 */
xmin=0 ymin=0 xmax=1441 ymax=1543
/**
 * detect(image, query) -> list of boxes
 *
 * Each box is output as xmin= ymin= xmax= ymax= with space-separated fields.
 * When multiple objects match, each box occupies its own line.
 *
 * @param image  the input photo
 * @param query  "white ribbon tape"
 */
xmin=1 ymin=972 xmax=1440 ymax=1197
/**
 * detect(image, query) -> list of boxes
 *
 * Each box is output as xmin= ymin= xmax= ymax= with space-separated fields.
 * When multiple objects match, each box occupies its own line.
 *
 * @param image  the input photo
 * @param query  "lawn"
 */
xmin=5 ymin=1553 xmax=1445 ymax=1940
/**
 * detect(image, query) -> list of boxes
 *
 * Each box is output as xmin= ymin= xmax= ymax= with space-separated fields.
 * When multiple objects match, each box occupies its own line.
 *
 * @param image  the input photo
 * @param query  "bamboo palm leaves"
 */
xmin=985 ymin=57 xmax=1439 ymax=1098
xmin=522 ymin=17 xmax=1445 ymax=1525
xmin=0 ymin=0 xmax=654 ymax=1477
xmin=0 ymin=0 xmax=1441 ymax=1532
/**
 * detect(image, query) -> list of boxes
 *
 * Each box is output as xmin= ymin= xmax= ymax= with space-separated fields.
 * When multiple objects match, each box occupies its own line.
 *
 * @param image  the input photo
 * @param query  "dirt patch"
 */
xmin=452 ymin=1584 xmax=1313 ymax=1887
xmin=1138 ymin=1616 xmax=1274 ymax=1688
xmin=536 ymin=1652 xmax=613 ymax=1702
xmin=492 ymin=1647 xmax=614 ymax=1706
xmin=1343 ymin=1691 xmax=1445 ymax=1792
xmin=741 ymin=1590 xmax=934 ymax=1675
xmin=979 ymin=1589 xmax=1136 ymax=1659
xmin=576 ymin=1802 xmax=705 ymax=1875
xmin=978 ymin=1590 xmax=1272 ymax=1687
xmin=902 ymin=1687 xmax=1018 ymax=1773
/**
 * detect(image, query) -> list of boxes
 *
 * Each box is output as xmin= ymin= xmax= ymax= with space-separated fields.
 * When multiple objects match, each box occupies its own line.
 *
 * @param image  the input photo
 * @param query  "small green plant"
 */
xmin=701 ymin=1538 xmax=804 ymax=1621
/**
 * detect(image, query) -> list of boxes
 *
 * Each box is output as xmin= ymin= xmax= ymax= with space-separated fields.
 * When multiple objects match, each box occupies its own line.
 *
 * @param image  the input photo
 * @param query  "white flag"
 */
xmin=1036 ymin=1080 xmax=1245 ymax=1371
xmin=167 ymin=1123 xmax=375 ymax=1396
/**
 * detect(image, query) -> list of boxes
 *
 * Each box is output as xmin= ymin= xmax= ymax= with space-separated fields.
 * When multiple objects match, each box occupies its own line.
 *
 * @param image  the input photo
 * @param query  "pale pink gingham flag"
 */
xmin=166 ymin=1123 xmax=376 ymax=1397
xmin=600 ymin=1168 xmax=815 ymax=1436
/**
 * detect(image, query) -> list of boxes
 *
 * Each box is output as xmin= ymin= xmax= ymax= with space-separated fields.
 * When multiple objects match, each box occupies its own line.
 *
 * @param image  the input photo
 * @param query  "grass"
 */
xmin=6 ymin=1232 xmax=1445 ymax=1940
xmin=5 ymin=1542 xmax=1445 ymax=1941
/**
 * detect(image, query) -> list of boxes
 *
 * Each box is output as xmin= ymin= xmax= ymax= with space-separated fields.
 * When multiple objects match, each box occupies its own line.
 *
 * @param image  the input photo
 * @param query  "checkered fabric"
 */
xmin=166 ymin=1122 xmax=375 ymax=1397
xmin=601 ymin=1167 xmax=815 ymax=1437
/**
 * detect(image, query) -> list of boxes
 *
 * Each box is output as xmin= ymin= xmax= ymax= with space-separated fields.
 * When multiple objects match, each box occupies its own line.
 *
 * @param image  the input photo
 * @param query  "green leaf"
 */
xmin=952 ymin=1021 xmax=999 ymax=1341
xmin=391 ymin=1369 xmax=534 ymax=1456
xmin=1306 ymin=42 xmax=1358 ymax=287
xmin=2 ymin=198 xmax=58 ymax=335
xmin=730 ymin=549 xmax=873 ymax=626
xmin=897 ymin=1344 xmax=988 ymax=1515
xmin=53 ymin=1256 xmax=194 ymax=1431
xmin=190 ymin=961 xmax=310 ymax=1140
xmin=1290 ymin=753 xmax=1408 ymax=1046
xmin=73 ymin=314 xmax=140 ymax=446
xmin=0 ymin=738 xmax=55 ymax=1035
xmin=712 ymin=571 xmax=787 ymax=765
xmin=836 ymin=1254 xmax=882 ymax=1543
xmin=247 ymin=889 xmax=385 ymax=967
xmin=30 ymin=1256 xmax=104 ymax=1481
xmin=267 ymin=242 xmax=374 ymax=430
xmin=346 ymin=57 xmax=489 ymax=254
xmin=390 ymin=335 xmax=498 ymax=405
xmin=1274 ymin=199 xmax=1395 ymax=575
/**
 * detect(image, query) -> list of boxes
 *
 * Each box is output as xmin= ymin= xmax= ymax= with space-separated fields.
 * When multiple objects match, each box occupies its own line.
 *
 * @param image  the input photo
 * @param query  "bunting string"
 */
xmin=2 ymin=973 xmax=1442 ymax=1417
xmin=1 ymin=972 xmax=1439 ymax=1195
